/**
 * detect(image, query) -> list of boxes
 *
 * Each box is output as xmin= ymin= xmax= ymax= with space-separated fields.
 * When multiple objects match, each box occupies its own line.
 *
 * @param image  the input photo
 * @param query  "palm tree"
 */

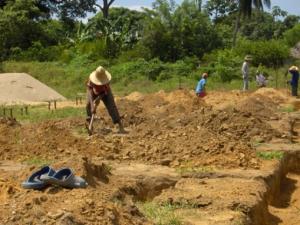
xmin=232 ymin=0 xmax=271 ymax=47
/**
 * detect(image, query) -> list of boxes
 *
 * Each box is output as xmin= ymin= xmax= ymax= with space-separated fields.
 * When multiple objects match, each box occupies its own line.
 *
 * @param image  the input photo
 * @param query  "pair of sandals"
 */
xmin=22 ymin=166 xmax=88 ymax=190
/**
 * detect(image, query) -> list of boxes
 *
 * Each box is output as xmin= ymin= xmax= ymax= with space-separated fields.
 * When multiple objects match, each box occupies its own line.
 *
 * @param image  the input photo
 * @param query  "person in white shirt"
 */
xmin=241 ymin=55 xmax=252 ymax=91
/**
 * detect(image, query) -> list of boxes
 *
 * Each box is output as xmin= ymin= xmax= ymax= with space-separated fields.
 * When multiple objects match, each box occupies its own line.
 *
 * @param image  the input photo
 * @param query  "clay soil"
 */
xmin=0 ymin=88 xmax=297 ymax=225
xmin=268 ymin=173 xmax=300 ymax=225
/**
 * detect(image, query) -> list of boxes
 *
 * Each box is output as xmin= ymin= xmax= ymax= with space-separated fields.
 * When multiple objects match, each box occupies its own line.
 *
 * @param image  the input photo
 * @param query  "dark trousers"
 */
xmin=292 ymin=85 xmax=298 ymax=96
xmin=86 ymin=89 xmax=121 ymax=124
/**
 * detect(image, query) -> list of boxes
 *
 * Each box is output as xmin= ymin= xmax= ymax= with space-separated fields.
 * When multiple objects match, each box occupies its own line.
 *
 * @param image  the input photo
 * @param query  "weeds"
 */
xmin=176 ymin=166 xmax=214 ymax=175
xmin=3 ymin=60 xmax=291 ymax=99
xmin=0 ymin=105 xmax=85 ymax=123
xmin=23 ymin=157 xmax=52 ymax=166
xmin=280 ymin=105 xmax=295 ymax=113
xmin=138 ymin=202 xmax=182 ymax=225
xmin=256 ymin=151 xmax=284 ymax=160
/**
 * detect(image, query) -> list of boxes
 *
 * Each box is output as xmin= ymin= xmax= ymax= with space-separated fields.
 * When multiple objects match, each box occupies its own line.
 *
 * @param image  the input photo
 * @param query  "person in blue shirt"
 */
xmin=195 ymin=73 xmax=208 ymax=97
xmin=288 ymin=66 xmax=299 ymax=97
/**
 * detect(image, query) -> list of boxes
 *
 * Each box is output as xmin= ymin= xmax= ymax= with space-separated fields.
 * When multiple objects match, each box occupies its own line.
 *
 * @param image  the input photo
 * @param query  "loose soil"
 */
xmin=0 ymin=87 xmax=299 ymax=225
xmin=269 ymin=173 xmax=300 ymax=225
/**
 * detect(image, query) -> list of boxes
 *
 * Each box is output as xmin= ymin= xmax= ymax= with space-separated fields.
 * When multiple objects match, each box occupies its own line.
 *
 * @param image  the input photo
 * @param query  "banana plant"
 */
xmin=67 ymin=22 xmax=95 ymax=44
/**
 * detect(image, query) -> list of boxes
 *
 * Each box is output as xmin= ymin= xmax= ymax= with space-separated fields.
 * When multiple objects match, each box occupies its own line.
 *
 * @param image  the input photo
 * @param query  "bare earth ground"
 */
xmin=1 ymin=88 xmax=300 ymax=225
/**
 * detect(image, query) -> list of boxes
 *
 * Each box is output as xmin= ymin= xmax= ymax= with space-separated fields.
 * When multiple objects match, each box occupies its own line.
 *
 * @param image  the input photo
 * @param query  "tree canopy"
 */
xmin=0 ymin=0 xmax=299 ymax=67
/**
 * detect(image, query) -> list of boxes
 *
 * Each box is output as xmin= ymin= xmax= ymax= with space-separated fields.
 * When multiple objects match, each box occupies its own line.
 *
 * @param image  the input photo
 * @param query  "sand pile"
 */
xmin=0 ymin=73 xmax=66 ymax=105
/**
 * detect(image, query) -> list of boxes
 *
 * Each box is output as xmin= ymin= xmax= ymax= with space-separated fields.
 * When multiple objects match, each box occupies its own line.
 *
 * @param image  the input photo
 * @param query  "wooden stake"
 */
xmin=9 ymin=108 xmax=13 ymax=118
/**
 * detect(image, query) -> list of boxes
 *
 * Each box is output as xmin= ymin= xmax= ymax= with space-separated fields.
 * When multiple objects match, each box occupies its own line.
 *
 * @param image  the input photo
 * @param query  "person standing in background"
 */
xmin=195 ymin=73 xmax=208 ymax=98
xmin=242 ymin=55 xmax=252 ymax=91
xmin=287 ymin=66 xmax=299 ymax=97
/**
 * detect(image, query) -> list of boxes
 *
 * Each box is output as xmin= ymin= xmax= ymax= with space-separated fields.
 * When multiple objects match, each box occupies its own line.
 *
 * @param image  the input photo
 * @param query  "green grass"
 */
xmin=280 ymin=105 xmax=295 ymax=113
xmin=3 ymin=60 xmax=293 ymax=100
xmin=138 ymin=202 xmax=182 ymax=225
xmin=73 ymin=125 xmax=89 ymax=137
xmin=0 ymin=105 xmax=85 ymax=123
xmin=176 ymin=166 xmax=214 ymax=175
xmin=256 ymin=151 xmax=284 ymax=160
xmin=23 ymin=157 xmax=53 ymax=166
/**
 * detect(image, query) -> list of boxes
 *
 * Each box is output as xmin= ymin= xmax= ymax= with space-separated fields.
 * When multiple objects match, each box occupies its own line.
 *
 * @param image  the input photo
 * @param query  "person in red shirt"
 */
xmin=86 ymin=66 xmax=126 ymax=133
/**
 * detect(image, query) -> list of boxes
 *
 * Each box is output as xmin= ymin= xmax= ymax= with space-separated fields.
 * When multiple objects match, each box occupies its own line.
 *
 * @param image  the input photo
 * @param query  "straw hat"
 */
xmin=244 ymin=55 xmax=252 ymax=61
xmin=289 ymin=66 xmax=299 ymax=71
xmin=89 ymin=66 xmax=111 ymax=85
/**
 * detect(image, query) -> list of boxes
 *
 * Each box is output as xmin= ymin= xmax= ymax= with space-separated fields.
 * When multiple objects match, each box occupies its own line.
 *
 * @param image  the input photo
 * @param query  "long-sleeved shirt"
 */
xmin=242 ymin=62 xmax=249 ymax=78
xmin=289 ymin=70 xmax=299 ymax=87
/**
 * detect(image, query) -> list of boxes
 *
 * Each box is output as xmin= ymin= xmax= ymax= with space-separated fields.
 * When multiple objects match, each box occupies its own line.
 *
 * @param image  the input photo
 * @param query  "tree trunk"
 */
xmin=232 ymin=10 xmax=241 ymax=48
xmin=98 ymin=0 xmax=115 ymax=19
xmin=101 ymin=0 xmax=109 ymax=18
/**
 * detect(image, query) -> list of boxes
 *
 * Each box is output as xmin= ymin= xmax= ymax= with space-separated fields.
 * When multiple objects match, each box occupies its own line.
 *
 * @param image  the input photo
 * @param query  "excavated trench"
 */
xmin=249 ymin=150 xmax=300 ymax=225
xmin=118 ymin=150 xmax=300 ymax=225
xmin=114 ymin=151 xmax=300 ymax=225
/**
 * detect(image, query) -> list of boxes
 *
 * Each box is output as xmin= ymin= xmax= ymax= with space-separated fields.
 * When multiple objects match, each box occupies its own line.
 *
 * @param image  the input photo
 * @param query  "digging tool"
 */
xmin=87 ymin=95 xmax=103 ymax=136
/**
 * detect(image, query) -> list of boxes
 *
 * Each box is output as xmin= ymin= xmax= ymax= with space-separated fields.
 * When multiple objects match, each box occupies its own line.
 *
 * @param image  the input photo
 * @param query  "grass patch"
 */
xmin=0 ymin=105 xmax=85 ymax=123
xmin=3 ymin=60 xmax=284 ymax=99
xmin=280 ymin=105 xmax=295 ymax=113
xmin=176 ymin=166 xmax=214 ymax=175
xmin=138 ymin=202 xmax=182 ymax=225
xmin=256 ymin=151 xmax=284 ymax=160
xmin=23 ymin=157 xmax=53 ymax=166
xmin=72 ymin=125 xmax=90 ymax=138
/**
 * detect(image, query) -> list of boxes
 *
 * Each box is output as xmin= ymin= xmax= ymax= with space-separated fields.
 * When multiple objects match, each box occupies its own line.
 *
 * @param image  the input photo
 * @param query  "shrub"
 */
xmin=236 ymin=39 xmax=290 ymax=67
xmin=76 ymin=39 xmax=107 ymax=60
xmin=60 ymin=48 xmax=76 ymax=64
xmin=157 ymin=59 xmax=197 ymax=82
xmin=9 ymin=42 xmax=64 ymax=62
xmin=109 ymin=58 xmax=149 ymax=83
xmin=117 ymin=44 xmax=152 ymax=63
xmin=144 ymin=58 xmax=165 ymax=81
xmin=284 ymin=24 xmax=300 ymax=47
xmin=201 ymin=49 xmax=242 ymax=82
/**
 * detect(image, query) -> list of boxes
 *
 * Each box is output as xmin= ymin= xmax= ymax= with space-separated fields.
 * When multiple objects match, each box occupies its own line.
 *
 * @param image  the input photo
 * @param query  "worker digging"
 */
xmin=85 ymin=66 xmax=127 ymax=135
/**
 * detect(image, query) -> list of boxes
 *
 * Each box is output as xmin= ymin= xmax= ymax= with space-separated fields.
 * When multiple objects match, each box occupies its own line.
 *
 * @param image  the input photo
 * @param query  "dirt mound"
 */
xmin=0 ymin=88 xmax=283 ymax=168
xmin=199 ymin=107 xmax=280 ymax=142
xmin=234 ymin=88 xmax=286 ymax=119
xmin=0 ymin=88 xmax=294 ymax=224
xmin=0 ymin=117 xmax=20 ymax=127
xmin=51 ymin=157 xmax=112 ymax=186
xmin=125 ymin=91 xmax=144 ymax=101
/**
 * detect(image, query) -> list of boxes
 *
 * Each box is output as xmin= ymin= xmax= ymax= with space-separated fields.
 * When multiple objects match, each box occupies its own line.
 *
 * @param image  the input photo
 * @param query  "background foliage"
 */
xmin=0 ymin=0 xmax=299 ymax=96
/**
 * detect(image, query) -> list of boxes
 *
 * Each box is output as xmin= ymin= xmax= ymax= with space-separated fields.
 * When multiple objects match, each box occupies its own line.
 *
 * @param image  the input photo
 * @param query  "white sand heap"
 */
xmin=0 ymin=73 xmax=66 ymax=105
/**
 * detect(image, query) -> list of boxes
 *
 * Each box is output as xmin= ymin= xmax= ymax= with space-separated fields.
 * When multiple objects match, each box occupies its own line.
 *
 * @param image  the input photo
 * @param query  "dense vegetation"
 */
xmin=0 ymin=0 xmax=299 ymax=97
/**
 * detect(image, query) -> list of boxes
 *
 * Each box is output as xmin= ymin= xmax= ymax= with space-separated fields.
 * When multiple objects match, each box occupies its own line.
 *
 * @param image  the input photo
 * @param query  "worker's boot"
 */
xmin=117 ymin=121 xmax=127 ymax=134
